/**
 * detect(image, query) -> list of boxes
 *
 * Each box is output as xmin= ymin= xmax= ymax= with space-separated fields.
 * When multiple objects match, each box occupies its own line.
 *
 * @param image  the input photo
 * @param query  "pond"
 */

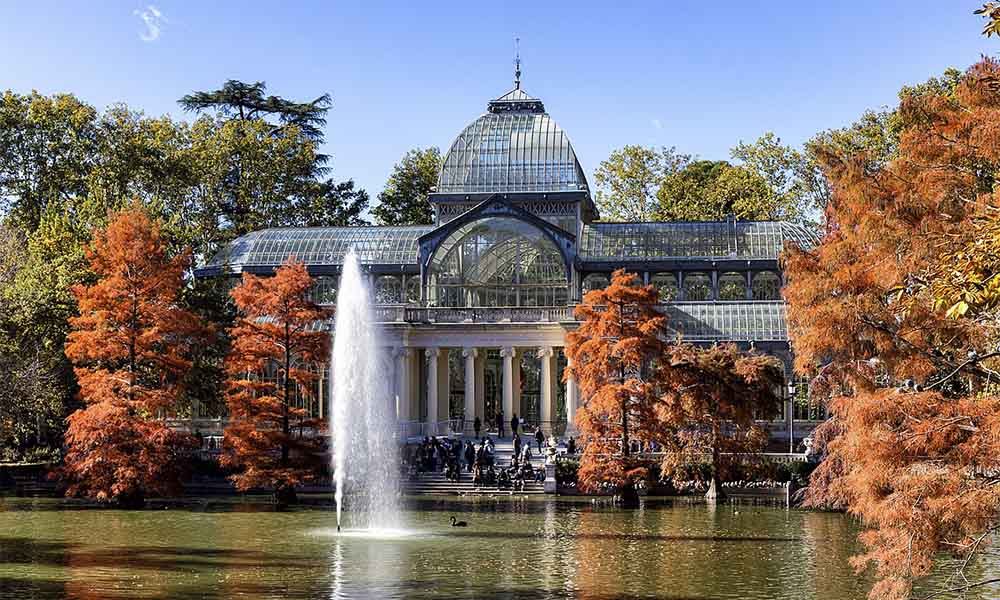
xmin=0 ymin=495 xmax=995 ymax=599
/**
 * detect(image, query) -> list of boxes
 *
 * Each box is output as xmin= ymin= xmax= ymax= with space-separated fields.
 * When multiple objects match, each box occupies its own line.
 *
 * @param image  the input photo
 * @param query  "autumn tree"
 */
xmin=656 ymin=343 xmax=783 ymax=500
xmin=372 ymin=147 xmax=442 ymax=226
xmin=784 ymin=59 xmax=1000 ymax=600
xmin=62 ymin=207 xmax=201 ymax=506
xmin=565 ymin=269 xmax=669 ymax=507
xmin=222 ymin=257 xmax=329 ymax=504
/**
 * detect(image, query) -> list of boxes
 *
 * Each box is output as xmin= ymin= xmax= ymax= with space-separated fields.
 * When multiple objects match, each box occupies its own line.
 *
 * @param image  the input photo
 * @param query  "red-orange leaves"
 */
xmin=222 ymin=257 xmax=329 ymax=501
xmin=785 ymin=59 xmax=1000 ymax=600
xmin=62 ymin=207 xmax=201 ymax=505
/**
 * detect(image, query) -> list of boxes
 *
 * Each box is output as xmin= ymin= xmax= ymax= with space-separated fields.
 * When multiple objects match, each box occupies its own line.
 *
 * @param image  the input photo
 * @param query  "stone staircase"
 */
xmin=402 ymin=436 xmax=551 ymax=496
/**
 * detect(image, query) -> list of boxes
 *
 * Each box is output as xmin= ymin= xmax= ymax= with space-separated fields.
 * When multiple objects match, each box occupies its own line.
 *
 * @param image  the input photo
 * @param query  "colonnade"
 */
xmin=390 ymin=345 xmax=579 ymax=437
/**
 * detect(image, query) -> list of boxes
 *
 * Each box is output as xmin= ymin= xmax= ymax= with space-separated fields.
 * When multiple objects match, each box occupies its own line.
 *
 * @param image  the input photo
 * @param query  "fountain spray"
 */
xmin=330 ymin=249 xmax=401 ymax=532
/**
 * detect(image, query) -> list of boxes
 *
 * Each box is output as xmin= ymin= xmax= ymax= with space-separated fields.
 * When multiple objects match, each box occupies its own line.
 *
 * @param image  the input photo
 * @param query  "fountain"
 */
xmin=330 ymin=249 xmax=401 ymax=533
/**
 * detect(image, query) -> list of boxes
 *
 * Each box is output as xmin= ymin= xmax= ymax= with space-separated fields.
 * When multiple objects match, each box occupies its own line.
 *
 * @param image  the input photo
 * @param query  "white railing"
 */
xmin=401 ymin=306 xmax=574 ymax=324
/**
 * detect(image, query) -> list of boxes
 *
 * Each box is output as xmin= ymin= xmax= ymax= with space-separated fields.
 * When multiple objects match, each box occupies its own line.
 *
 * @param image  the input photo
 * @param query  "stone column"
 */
xmin=462 ymin=347 xmax=477 ymax=435
xmin=538 ymin=347 xmax=554 ymax=434
xmin=501 ymin=347 xmax=515 ymax=430
xmin=474 ymin=351 xmax=486 ymax=430
xmin=565 ymin=354 xmax=579 ymax=435
xmin=426 ymin=348 xmax=440 ymax=435
xmin=395 ymin=347 xmax=411 ymax=422
xmin=511 ymin=348 xmax=522 ymax=418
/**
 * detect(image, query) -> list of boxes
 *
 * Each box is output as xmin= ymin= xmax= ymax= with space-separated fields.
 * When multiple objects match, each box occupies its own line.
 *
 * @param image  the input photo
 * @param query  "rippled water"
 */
xmin=0 ymin=495 xmax=996 ymax=599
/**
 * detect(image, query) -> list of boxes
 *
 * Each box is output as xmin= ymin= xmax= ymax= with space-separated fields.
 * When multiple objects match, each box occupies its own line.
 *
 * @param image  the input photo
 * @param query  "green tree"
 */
xmin=731 ymin=132 xmax=826 ymax=220
xmin=593 ymin=145 xmax=688 ymax=221
xmin=0 ymin=91 xmax=98 ymax=231
xmin=657 ymin=159 xmax=796 ymax=221
xmin=372 ymin=147 xmax=442 ymax=225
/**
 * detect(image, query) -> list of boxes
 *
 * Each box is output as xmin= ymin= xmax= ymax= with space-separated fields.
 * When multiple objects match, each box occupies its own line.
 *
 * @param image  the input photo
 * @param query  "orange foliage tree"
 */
xmin=63 ymin=207 xmax=201 ymax=507
xmin=784 ymin=59 xmax=1000 ymax=600
xmin=222 ymin=256 xmax=329 ymax=503
xmin=565 ymin=269 xmax=668 ymax=506
xmin=657 ymin=343 xmax=783 ymax=499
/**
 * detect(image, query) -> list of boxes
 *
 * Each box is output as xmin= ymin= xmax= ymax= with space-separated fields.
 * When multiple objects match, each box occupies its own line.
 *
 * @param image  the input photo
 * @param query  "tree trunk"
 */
xmin=706 ymin=422 xmax=726 ymax=501
xmin=618 ymin=481 xmax=640 ymax=508
xmin=274 ymin=483 xmax=297 ymax=506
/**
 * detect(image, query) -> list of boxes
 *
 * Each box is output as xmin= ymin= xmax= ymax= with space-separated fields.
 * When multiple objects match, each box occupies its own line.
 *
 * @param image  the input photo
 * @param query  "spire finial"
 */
xmin=514 ymin=36 xmax=521 ymax=89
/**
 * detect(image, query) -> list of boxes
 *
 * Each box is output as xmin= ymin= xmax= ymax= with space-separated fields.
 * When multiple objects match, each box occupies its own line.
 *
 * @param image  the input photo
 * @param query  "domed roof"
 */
xmin=437 ymin=85 xmax=589 ymax=195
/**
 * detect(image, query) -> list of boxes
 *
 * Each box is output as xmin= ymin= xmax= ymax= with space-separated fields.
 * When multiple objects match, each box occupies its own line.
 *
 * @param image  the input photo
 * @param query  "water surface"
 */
xmin=0 ymin=496 xmax=994 ymax=599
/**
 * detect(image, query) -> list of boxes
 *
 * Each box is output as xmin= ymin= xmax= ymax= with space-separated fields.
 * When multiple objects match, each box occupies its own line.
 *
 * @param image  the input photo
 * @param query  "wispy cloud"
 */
xmin=134 ymin=5 xmax=167 ymax=42
xmin=651 ymin=118 xmax=663 ymax=130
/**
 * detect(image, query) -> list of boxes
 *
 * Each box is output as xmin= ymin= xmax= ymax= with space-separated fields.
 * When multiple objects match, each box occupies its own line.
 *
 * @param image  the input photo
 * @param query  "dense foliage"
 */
xmin=785 ymin=59 xmax=1000 ymax=600
xmin=61 ymin=208 xmax=202 ymax=506
xmin=222 ymin=258 xmax=329 ymax=503
xmin=0 ymin=82 xmax=364 ymax=461
xmin=372 ymin=147 xmax=442 ymax=225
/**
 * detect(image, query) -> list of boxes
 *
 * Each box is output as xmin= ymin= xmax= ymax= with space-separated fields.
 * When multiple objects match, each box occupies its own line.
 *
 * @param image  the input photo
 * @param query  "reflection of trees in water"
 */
xmin=801 ymin=510 xmax=868 ymax=599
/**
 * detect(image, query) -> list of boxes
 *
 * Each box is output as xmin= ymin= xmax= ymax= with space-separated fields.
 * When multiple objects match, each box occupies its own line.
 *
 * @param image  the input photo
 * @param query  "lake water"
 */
xmin=0 ymin=495 xmax=995 ymax=599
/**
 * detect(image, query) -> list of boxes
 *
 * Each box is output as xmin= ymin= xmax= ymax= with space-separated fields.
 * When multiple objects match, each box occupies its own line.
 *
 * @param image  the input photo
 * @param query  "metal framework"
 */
xmin=437 ymin=87 xmax=588 ymax=194
xmin=579 ymin=221 xmax=819 ymax=261
xmin=196 ymin=226 xmax=432 ymax=275
xmin=664 ymin=302 xmax=788 ymax=341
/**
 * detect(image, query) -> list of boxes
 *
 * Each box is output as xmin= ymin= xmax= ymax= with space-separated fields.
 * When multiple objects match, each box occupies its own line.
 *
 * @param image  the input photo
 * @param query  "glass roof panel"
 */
xmin=579 ymin=222 xmax=819 ymax=261
xmin=200 ymin=226 xmax=433 ymax=271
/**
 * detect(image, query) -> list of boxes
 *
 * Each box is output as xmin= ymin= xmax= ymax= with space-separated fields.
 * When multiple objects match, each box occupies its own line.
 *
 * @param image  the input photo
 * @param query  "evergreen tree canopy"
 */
xmin=372 ymin=147 xmax=441 ymax=226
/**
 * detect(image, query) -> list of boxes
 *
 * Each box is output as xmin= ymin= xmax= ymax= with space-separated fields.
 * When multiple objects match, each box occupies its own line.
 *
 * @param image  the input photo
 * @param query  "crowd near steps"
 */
xmin=402 ymin=435 xmax=553 ymax=496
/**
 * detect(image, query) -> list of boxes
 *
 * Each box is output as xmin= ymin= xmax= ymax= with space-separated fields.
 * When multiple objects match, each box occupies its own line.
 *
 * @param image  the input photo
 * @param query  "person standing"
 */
xmin=510 ymin=413 xmax=519 ymax=438
xmin=513 ymin=433 xmax=521 ymax=461
xmin=534 ymin=428 xmax=544 ymax=453
xmin=474 ymin=416 xmax=482 ymax=439
xmin=497 ymin=410 xmax=505 ymax=438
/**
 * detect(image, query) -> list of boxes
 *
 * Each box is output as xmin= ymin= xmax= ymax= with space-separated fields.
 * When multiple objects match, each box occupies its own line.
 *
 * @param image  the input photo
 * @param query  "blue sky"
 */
xmin=0 ymin=2 xmax=996 ymax=207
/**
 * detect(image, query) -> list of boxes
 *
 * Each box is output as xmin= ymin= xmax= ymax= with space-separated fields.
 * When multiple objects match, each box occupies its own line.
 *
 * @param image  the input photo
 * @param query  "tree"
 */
xmin=565 ymin=269 xmax=669 ymax=506
xmin=593 ymin=145 xmax=687 ymax=221
xmin=657 ymin=159 xmax=790 ymax=221
xmin=784 ymin=59 xmax=1000 ymax=600
xmin=179 ymin=79 xmax=332 ymax=142
xmin=222 ymin=257 xmax=329 ymax=503
xmin=372 ymin=147 xmax=441 ymax=225
xmin=656 ymin=343 xmax=783 ymax=500
xmin=0 ymin=91 xmax=98 ymax=230
xmin=731 ymin=132 xmax=828 ymax=221
xmin=62 ymin=207 xmax=201 ymax=506
xmin=977 ymin=2 xmax=1000 ymax=37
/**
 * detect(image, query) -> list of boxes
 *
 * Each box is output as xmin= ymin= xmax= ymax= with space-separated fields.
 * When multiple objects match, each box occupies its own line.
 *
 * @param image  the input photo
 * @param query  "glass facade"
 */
xmin=579 ymin=221 xmax=819 ymax=261
xmin=428 ymin=217 xmax=569 ymax=307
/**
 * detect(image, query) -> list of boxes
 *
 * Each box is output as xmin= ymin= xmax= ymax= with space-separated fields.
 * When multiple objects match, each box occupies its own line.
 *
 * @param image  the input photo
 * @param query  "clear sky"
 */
xmin=0 ymin=1 xmax=996 ymax=208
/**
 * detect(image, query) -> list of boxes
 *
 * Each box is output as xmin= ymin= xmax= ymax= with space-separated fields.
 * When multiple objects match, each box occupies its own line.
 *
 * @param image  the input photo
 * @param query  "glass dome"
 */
xmin=437 ymin=87 xmax=589 ymax=194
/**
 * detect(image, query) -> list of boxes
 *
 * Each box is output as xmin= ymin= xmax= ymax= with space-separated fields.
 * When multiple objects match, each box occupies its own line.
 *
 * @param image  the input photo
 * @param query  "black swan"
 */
xmin=450 ymin=516 xmax=468 ymax=527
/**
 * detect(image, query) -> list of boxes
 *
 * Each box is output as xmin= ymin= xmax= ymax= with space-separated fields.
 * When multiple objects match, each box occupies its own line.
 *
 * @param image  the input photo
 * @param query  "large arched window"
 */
xmin=374 ymin=275 xmax=402 ymax=304
xmin=427 ymin=217 xmax=569 ymax=307
xmin=752 ymin=271 xmax=782 ymax=300
xmin=651 ymin=272 xmax=678 ymax=302
xmin=718 ymin=272 xmax=747 ymax=301
xmin=683 ymin=272 xmax=712 ymax=301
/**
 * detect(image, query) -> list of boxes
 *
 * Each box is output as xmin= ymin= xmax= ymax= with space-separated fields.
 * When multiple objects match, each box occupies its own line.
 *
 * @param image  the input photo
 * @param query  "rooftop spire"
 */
xmin=514 ymin=36 xmax=521 ymax=89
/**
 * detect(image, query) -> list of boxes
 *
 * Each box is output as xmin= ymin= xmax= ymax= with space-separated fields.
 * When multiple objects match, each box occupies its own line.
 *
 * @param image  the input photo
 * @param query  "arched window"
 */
xmin=582 ymin=274 xmax=610 ymax=296
xmin=651 ymin=272 xmax=678 ymax=302
xmin=752 ymin=271 xmax=782 ymax=300
xmin=683 ymin=272 xmax=712 ymax=301
xmin=405 ymin=277 xmax=421 ymax=304
xmin=718 ymin=272 xmax=747 ymax=301
xmin=374 ymin=275 xmax=401 ymax=304
xmin=311 ymin=276 xmax=337 ymax=305
xmin=427 ymin=217 xmax=569 ymax=307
